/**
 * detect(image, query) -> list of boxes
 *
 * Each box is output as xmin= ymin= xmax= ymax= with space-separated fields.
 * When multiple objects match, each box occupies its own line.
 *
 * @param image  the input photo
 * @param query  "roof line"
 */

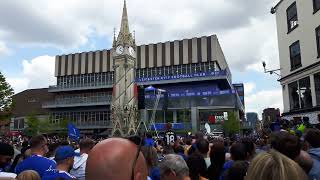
xmin=56 ymin=34 xmax=218 ymax=57
xmin=271 ymin=0 xmax=284 ymax=14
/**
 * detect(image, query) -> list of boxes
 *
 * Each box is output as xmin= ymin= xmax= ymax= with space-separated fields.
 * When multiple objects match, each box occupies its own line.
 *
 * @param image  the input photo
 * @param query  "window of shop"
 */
xmin=299 ymin=77 xmax=313 ymax=108
xmin=315 ymin=73 xmax=320 ymax=105
xmin=289 ymin=41 xmax=302 ymax=70
xmin=14 ymin=119 xmax=19 ymax=129
xmin=177 ymin=109 xmax=191 ymax=123
xmin=316 ymin=26 xmax=320 ymax=57
xmin=287 ymin=2 xmax=298 ymax=32
xmin=288 ymin=77 xmax=313 ymax=110
xmin=289 ymin=81 xmax=300 ymax=110
xmin=314 ymin=0 xmax=320 ymax=13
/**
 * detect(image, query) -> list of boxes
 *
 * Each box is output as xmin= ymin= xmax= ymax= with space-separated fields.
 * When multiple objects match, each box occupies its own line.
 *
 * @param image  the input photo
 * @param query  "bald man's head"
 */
xmin=86 ymin=138 xmax=148 ymax=180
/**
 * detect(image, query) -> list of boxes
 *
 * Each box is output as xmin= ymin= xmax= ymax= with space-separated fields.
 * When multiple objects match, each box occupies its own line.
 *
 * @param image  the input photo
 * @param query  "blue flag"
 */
xmin=67 ymin=123 xmax=80 ymax=141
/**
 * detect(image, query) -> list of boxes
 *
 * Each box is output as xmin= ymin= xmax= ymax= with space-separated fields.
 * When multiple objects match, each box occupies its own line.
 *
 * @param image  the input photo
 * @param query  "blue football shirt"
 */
xmin=42 ymin=169 xmax=76 ymax=180
xmin=15 ymin=155 xmax=56 ymax=177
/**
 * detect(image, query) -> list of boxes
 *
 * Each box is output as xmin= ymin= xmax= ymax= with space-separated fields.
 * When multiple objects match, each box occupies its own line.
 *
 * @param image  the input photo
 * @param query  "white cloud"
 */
xmin=246 ymin=89 xmax=283 ymax=119
xmin=244 ymin=82 xmax=256 ymax=95
xmin=0 ymin=41 xmax=10 ymax=56
xmin=219 ymin=15 xmax=280 ymax=72
xmin=0 ymin=0 xmax=281 ymax=70
xmin=7 ymin=55 xmax=55 ymax=93
xmin=6 ymin=77 xmax=28 ymax=94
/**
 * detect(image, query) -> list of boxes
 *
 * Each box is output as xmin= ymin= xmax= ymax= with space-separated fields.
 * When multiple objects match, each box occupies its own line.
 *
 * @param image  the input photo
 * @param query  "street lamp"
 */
xmin=262 ymin=61 xmax=281 ymax=78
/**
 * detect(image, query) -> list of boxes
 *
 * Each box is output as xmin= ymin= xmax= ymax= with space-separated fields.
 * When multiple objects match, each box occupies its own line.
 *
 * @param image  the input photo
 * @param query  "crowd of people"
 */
xmin=1 ymin=127 xmax=320 ymax=180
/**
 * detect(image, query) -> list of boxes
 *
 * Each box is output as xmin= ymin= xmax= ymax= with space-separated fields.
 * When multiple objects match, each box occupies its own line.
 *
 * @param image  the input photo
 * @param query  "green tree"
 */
xmin=25 ymin=113 xmax=54 ymax=136
xmin=58 ymin=118 xmax=69 ymax=136
xmin=25 ymin=113 xmax=40 ymax=136
xmin=223 ymin=111 xmax=240 ymax=136
xmin=0 ymin=72 xmax=14 ymax=120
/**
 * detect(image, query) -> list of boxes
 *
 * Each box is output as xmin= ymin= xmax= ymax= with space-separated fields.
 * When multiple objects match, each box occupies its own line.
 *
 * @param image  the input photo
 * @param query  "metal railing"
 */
xmin=43 ymin=96 xmax=112 ymax=108
xmin=75 ymin=120 xmax=111 ymax=128
xmin=48 ymin=82 xmax=113 ymax=92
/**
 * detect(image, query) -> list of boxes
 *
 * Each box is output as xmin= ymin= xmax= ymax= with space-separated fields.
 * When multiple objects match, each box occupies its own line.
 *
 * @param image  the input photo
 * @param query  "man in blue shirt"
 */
xmin=15 ymin=135 xmax=56 ymax=177
xmin=42 ymin=146 xmax=79 ymax=180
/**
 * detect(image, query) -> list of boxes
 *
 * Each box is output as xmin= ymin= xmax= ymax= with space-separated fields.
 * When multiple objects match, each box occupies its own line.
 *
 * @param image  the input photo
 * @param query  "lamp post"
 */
xmin=262 ymin=61 xmax=281 ymax=78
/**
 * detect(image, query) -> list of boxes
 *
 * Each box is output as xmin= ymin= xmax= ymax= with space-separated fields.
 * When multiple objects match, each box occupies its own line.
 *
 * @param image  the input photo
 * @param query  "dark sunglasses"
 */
xmin=131 ymin=135 xmax=144 ymax=180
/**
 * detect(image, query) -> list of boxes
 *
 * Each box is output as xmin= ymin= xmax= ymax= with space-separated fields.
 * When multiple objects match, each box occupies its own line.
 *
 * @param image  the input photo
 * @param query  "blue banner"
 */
xmin=67 ymin=123 xmax=80 ymax=142
xmin=150 ymin=123 xmax=192 ymax=131
xmin=145 ymin=89 xmax=235 ymax=99
xmin=136 ymin=70 xmax=226 ymax=82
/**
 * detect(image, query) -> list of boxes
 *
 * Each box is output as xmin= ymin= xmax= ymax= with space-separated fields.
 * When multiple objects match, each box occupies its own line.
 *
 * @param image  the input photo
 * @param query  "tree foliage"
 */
xmin=58 ymin=118 xmax=69 ymax=136
xmin=223 ymin=111 xmax=240 ymax=136
xmin=0 ymin=72 xmax=14 ymax=120
xmin=25 ymin=113 xmax=54 ymax=136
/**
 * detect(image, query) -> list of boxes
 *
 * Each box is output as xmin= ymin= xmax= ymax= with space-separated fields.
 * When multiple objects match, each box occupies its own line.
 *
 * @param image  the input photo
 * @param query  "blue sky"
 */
xmin=0 ymin=0 xmax=281 ymax=118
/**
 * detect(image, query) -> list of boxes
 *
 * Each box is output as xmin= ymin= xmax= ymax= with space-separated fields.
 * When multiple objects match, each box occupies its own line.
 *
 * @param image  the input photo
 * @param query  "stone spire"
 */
xmin=120 ymin=0 xmax=129 ymax=35
xmin=114 ymin=0 xmax=134 ymax=47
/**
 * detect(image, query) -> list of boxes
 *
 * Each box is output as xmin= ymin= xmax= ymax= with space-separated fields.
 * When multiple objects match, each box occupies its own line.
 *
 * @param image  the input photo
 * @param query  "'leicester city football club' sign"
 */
xmin=136 ymin=70 xmax=226 ymax=82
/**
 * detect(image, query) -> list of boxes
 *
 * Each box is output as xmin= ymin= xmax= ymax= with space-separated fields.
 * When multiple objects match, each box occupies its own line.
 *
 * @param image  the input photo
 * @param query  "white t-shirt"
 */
xmin=0 ymin=172 xmax=17 ymax=178
xmin=70 ymin=153 xmax=88 ymax=180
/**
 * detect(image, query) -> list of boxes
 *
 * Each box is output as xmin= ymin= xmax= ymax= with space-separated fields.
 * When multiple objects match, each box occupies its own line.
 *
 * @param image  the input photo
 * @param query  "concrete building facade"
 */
xmin=272 ymin=0 xmax=320 ymax=124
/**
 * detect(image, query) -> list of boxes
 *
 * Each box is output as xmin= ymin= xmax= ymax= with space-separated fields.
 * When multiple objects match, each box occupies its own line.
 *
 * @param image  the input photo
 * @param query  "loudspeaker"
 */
xmin=138 ymin=86 xmax=145 ymax=109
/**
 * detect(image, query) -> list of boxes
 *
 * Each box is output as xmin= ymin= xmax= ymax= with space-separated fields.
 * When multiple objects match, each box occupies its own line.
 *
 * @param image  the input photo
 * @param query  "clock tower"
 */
xmin=111 ymin=0 xmax=138 ymax=136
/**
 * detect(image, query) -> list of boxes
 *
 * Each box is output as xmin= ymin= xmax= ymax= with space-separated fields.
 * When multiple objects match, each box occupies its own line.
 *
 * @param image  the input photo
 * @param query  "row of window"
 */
xmin=55 ymin=92 xmax=112 ymax=102
xmin=287 ymin=1 xmax=320 ymax=32
xmin=147 ymin=109 xmax=191 ymax=124
xmin=57 ymin=72 xmax=114 ymax=88
xmin=288 ymin=72 xmax=320 ymax=110
xmin=289 ymin=26 xmax=320 ymax=70
xmin=56 ymin=62 xmax=221 ymax=88
xmin=51 ymin=111 xmax=111 ymax=127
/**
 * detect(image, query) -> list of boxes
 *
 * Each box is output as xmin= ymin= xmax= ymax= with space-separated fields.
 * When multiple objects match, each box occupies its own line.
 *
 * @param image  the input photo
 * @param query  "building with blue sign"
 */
xmin=42 ymin=30 xmax=244 ymax=134
xmin=11 ymin=3 xmax=245 ymax=135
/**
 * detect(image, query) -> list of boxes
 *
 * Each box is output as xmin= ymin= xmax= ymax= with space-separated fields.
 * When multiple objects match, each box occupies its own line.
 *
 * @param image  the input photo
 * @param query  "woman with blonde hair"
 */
xmin=16 ymin=170 xmax=40 ymax=180
xmin=246 ymin=150 xmax=308 ymax=180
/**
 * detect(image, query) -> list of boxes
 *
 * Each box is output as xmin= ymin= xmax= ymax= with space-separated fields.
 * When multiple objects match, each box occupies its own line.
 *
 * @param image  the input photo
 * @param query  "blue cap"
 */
xmin=55 ymin=146 xmax=80 ymax=161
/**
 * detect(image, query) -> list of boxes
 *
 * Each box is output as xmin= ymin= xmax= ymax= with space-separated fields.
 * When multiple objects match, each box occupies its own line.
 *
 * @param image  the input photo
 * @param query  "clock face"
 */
xmin=129 ymin=47 xmax=135 ymax=56
xmin=116 ymin=45 xmax=124 ymax=55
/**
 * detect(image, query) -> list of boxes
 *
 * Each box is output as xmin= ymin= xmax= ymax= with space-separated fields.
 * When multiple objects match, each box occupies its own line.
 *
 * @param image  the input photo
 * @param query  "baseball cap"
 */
xmin=55 ymin=146 xmax=80 ymax=161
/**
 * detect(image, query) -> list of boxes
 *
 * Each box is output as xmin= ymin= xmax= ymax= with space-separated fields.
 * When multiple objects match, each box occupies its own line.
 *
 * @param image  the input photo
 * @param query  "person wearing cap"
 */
xmin=0 ymin=142 xmax=17 ymax=178
xmin=15 ymin=135 xmax=56 ymax=178
xmin=42 ymin=146 xmax=79 ymax=180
